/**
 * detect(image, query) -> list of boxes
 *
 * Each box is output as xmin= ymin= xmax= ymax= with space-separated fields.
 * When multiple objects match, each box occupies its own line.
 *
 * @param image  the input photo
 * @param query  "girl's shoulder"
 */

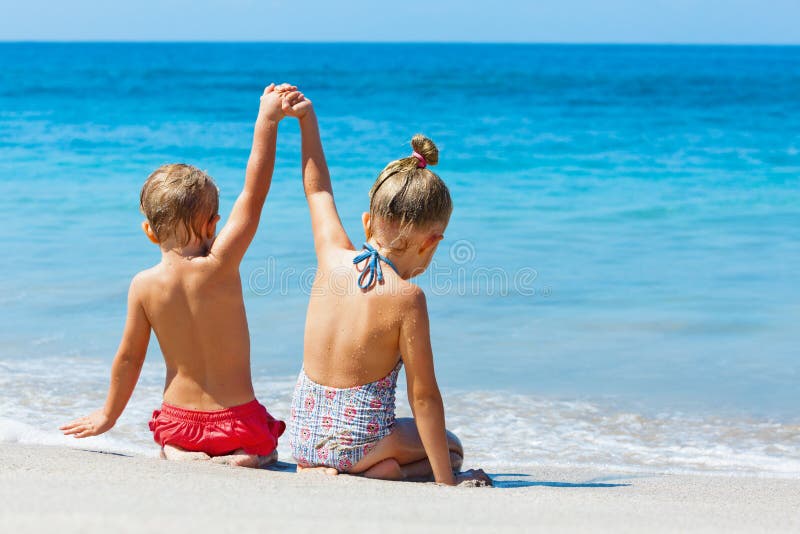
xmin=393 ymin=280 xmax=427 ymax=311
xmin=316 ymin=245 xmax=358 ymax=271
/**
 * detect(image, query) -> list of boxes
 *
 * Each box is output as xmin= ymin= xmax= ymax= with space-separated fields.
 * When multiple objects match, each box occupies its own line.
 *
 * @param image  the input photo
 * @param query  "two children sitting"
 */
xmin=61 ymin=83 xmax=490 ymax=486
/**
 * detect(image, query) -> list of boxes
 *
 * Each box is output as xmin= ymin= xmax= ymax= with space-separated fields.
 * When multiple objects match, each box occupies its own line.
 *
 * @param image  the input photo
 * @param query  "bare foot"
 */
xmin=257 ymin=450 xmax=279 ymax=468
xmin=363 ymin=458 xmax=404 ymax=480
xmin=210 ymin=449 xmax=260 ymax=468
xmin=211 ymin=449 xmax=279 ymax=469
xmin=161 ymin=444 xmax=211 ymax=462
xmin=297 ymin=464 xmax=338 ymax=476
xmin=208 ymin=449 xmax=277 ymax=468
xmin=455 ymin=468 xmax=493 ymax=487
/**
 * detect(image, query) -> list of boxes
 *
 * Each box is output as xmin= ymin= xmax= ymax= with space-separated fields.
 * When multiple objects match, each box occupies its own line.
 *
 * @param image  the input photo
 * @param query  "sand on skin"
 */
xmin=0 ymin=443 xmax=798 ymax=533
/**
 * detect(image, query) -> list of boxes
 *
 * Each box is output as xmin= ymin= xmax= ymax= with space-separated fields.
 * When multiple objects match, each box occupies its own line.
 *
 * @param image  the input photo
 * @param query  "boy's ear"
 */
xmin=207 ymin=214 xmax=221 ymax=239
xmin=141 ymin=221 xmax=160 ymax=244
xmin=361 ymin=212 xmax=372 ymax=239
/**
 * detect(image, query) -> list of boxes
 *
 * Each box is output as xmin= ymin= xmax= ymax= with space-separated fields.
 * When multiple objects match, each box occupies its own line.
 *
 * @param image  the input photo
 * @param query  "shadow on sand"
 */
xmin=78 ymin=452 xmax=637 ymax=489
xmin=82 ymin=449 xmax=134 ymax=458
xmin=266 ymin=463 xmax=638 ymax=489
xmin=489 ymin=473 xmax=635 ymax=489
xmin=266 ymin=461 xmax=299 ymax=473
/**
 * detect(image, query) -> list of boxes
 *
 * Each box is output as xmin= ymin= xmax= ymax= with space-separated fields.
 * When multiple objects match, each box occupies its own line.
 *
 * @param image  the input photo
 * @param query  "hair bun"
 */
xmin=411 ymin=134 xmax=439 ymax=166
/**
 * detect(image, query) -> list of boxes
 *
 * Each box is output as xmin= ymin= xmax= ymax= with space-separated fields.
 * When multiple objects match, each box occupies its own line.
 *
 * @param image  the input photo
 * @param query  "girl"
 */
xmin=280 ymin=90 xmax=491 ymax=486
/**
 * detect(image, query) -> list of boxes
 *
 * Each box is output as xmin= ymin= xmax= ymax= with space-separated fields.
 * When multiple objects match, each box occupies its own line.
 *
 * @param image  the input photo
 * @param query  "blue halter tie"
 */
xmin=353 ymin=243 xmax=399 ymax=289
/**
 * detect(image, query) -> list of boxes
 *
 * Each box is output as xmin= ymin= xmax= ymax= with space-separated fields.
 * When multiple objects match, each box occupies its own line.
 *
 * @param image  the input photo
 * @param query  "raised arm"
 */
xmin=282 ymin=93 xmax=353 ymax=258
xmin=398 ymin=288 xmax=456 ymax=486
xmin=60 ymin=277 xmax=151 ymax=438
xmin=209 ymin=83 xmax=290 ymax=266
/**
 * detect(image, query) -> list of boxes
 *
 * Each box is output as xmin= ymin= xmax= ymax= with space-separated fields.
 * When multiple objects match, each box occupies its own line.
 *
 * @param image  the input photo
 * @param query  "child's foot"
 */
xmin=161 ymin=444 xmax=211 ymax=462
xmin=363 ymin=458 xmax=404 ymax=480
xmin=257 ymin=450 xmax=279 ymax=468
xmin=297 ymin=464 xmax=338 ymax=476
xmin=455 ymin=468 xmax=493 ymax=487
xmin=208 ymin=449 xmax=272 ymax=468
xmin=210 ymin=452 xmax=255 ymax=467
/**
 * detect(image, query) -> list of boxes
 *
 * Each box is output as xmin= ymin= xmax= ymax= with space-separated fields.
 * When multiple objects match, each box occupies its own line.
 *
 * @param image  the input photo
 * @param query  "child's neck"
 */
xmin=367 ymin=238 xmax=421 ymax=280
xmin=159 ymin=238 xmax=211 ymax=260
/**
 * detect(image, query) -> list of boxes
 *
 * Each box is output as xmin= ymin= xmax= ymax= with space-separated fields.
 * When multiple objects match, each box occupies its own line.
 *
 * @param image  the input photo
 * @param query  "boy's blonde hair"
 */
xmin=369 ymin=134 xmax=452 ymax=236
xmin=140 ymin=163 xmax=219 ymax=246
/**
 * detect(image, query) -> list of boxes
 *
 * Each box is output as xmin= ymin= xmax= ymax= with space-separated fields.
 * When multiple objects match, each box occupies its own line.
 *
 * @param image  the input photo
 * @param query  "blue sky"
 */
xmin=0 ymin=0 xmax=798 ymax=43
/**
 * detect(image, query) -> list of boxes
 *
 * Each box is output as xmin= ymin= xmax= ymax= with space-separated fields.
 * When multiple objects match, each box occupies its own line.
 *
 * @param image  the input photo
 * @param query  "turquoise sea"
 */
xmin=1 ymin=43 xmax=798 ymax=476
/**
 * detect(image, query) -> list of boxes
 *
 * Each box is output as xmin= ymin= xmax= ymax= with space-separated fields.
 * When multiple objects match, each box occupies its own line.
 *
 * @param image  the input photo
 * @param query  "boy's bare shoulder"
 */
xmin=129 ymin=264 xmax=164 ymax=294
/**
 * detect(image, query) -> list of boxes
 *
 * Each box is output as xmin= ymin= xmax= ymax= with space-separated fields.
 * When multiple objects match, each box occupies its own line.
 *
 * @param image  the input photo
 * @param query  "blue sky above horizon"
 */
xmin=0 ymin=1 xmax=798 ymax=44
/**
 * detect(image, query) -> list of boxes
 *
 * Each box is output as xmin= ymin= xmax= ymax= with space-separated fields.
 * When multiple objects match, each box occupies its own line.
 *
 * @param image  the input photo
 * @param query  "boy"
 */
xmin=60 ymin=83 xmax=305 ymax=468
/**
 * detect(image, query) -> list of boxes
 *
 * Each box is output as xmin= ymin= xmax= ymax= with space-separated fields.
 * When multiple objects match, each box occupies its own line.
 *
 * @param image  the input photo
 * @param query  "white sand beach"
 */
xmin=1 ymin=443 xmax=798 ymax=533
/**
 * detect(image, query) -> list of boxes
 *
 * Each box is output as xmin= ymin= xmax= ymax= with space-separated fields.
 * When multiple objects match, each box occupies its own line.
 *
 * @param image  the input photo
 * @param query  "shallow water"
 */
xmin=1 ymin=44 xmax=798 ymax=475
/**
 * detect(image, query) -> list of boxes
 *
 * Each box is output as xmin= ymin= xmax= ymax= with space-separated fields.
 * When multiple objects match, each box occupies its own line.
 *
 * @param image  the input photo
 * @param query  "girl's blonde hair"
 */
xmin=368 ymin=135 xmax=452 ymax=242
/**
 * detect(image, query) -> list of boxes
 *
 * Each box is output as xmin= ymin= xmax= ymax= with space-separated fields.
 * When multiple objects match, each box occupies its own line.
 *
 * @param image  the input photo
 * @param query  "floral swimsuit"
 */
xmin=288 ymin=360 xmax=402 ymax=472
xmin=289 ymin=243 xmax=404 ymax=472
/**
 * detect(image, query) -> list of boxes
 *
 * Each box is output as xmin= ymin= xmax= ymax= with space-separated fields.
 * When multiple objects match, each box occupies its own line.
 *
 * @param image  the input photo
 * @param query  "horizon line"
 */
xmin=1 ymin=40 xmax=799 ymax=47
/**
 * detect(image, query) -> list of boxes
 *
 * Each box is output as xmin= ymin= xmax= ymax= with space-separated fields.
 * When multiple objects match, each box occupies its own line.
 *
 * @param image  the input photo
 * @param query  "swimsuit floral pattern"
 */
xmin=289 ymin=361 xmax=402 ymax=472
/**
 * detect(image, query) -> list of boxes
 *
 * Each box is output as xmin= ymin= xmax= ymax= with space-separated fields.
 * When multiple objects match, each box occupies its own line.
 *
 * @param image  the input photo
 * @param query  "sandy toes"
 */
xmin=161 ymin=445 xmax=278 ymax=469
xmin=161 ymin=444 xmax=211 ymax=462
xmin=211 ymin=449 xmax=278 ymax=468
xmin=297 ymin=465 xmax=339 ymax=476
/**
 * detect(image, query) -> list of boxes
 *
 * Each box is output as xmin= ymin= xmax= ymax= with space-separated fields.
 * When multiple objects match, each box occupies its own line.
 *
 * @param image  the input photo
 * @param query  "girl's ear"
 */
xmin=361 ymin=212 xmax=372 ymax=239
xmin=207 ymin=214 xmax=221 ymax=239
xmin=419 ymin=233 xmax=444 ymax=254
xmin=141 ymin=221 xmax=160 ymax=244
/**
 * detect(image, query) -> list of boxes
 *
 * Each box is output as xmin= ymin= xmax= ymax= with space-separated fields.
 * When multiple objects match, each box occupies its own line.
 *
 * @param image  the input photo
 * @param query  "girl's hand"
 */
xmin=281 ymin=90 xmax=314 ymax=119
xmin=60 ymin=409 xmax=115 ymax=438
xmin=258 ymin=83 xmax=296 ymax=122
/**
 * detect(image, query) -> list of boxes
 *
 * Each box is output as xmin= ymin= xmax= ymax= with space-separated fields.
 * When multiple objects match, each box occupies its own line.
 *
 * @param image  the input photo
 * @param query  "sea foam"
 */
xmin=2 ymin=356 xmax=798 ymax=478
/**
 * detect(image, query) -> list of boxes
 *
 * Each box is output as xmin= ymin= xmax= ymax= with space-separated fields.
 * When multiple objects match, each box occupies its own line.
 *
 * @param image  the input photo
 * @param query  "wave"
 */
xmin=1 ymin=356 xmax=798 ymax=478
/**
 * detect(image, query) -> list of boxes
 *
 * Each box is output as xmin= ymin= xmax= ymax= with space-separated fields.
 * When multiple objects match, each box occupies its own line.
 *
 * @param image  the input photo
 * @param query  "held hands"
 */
xmin=257 ymin=82 xmax=313 ymax=123
xmin=281 ymin=89 xmax=313 ymax=119
xmin=60 ymin=409 xmax=115 ymax=439
xmin=257 ymin=83 xmax=297 ymax=122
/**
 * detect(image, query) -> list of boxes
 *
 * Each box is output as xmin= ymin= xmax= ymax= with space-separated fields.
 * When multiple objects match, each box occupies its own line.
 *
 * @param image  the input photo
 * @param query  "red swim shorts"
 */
xmin=149 ymin=399 xmax=285 ymax=456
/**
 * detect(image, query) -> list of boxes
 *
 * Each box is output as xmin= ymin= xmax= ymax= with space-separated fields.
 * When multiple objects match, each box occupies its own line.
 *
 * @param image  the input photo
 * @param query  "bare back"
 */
xmin=136 ymin=258 xmax=255 ymax=410
xmin=59 ymin=85 xmax=289 ymax=445
xmin=287 ymin=101 xmax=463 ymax=484
xmin=302 ymin=248 xmax=408 ymax=388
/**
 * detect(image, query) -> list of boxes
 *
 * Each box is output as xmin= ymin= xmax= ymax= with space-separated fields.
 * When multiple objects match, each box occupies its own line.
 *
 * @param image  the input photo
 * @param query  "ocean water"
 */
xmin=1 ymin=43 xmax=798 ymax=477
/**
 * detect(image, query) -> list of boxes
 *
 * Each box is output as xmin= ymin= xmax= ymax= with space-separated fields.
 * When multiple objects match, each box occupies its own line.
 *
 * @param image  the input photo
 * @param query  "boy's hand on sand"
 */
xmin=60 ymin=410 xmax=115 ymax=438
xmin=258 ymin=83 xmax=296 ymax=122
xmin=281 ymin=90 xmax=313 ymax=119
